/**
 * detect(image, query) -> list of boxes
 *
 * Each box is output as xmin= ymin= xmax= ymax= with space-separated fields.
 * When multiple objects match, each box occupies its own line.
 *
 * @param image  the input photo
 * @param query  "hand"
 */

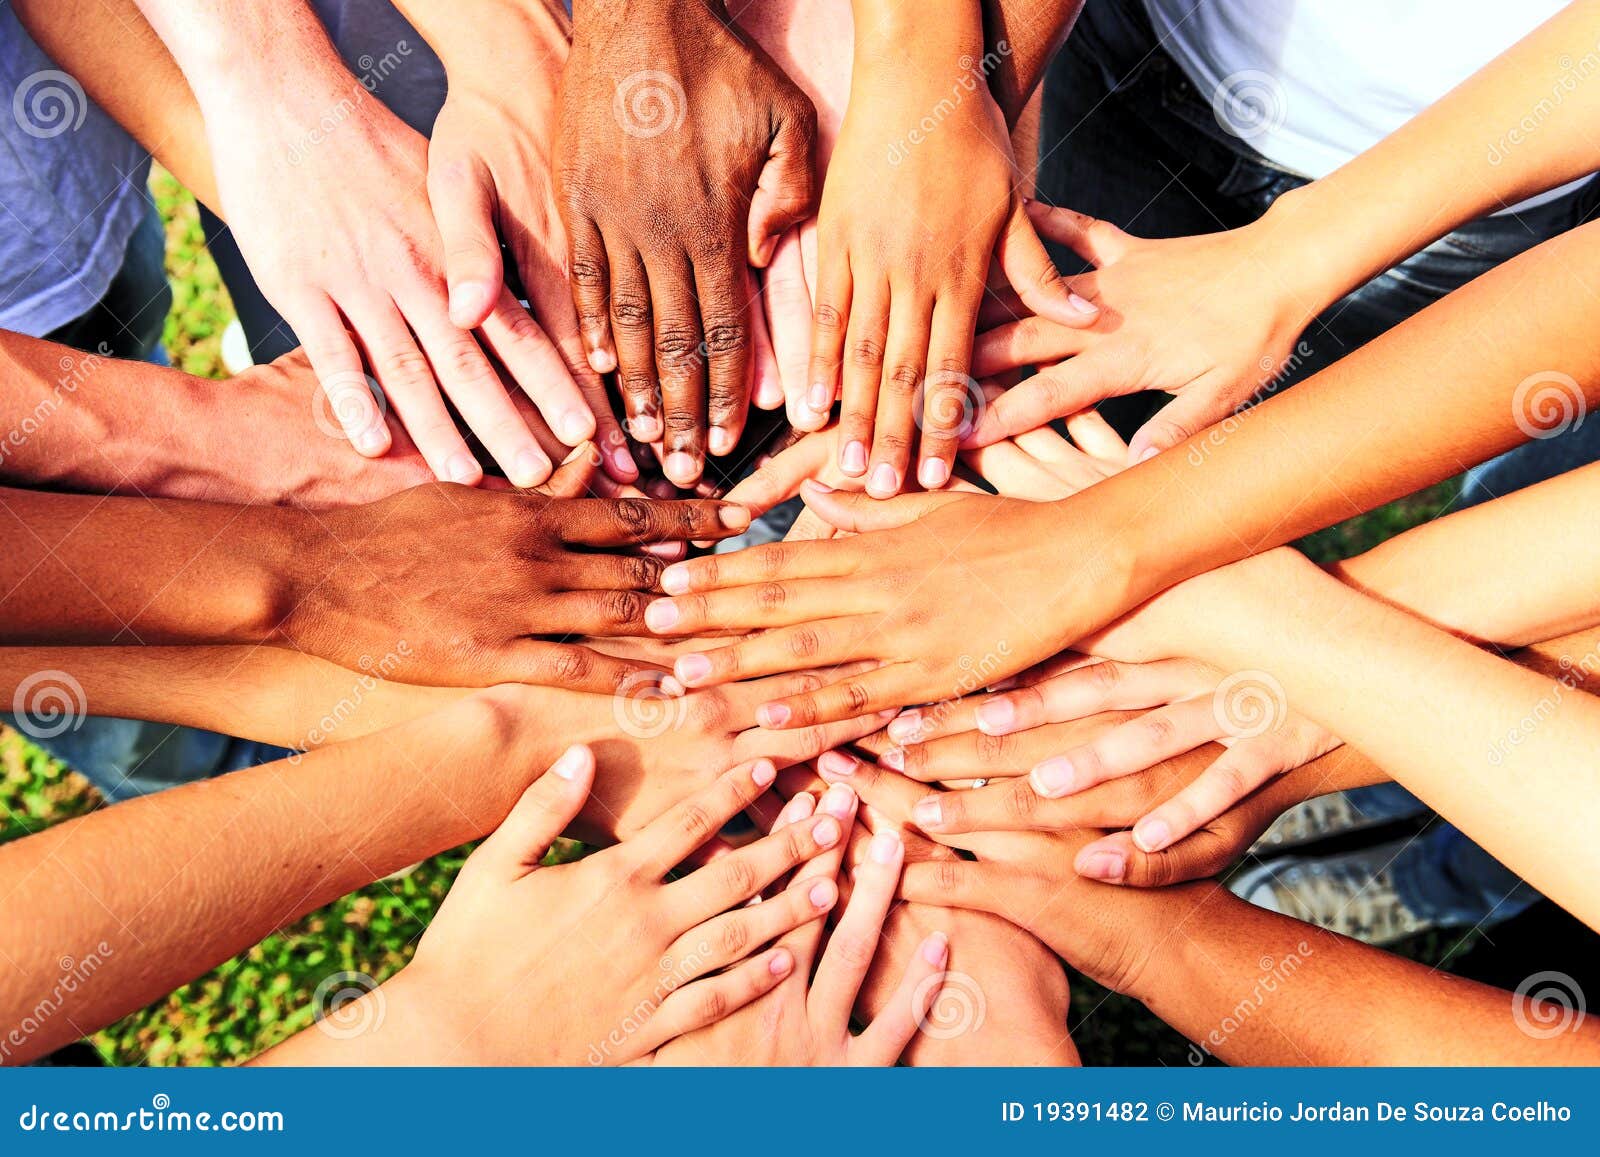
xmin=559 ymin=0 xmax=817 ymax=485
xmin=421 ymin=4 xmax=636 ymax=482
xmin=651 ymin=784 xmax=946 ymax=1064
xmin=647 ymin=487 xmax=1138 ymax=725
xmin=282 ymin=487 xmax=752 ymax=690
xmin=198 ymin=40 xmax=601 ymax=488
xmin=813 ymin=39 xmax=1093 ymax=495
xmin=362 ymin=751 xmax=847 ymax=1064
xmin=968 ymin=202 xmax=1329 ymax=461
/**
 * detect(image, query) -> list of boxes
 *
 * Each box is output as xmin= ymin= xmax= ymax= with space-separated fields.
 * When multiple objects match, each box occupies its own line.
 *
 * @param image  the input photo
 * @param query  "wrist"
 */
xmin=410 ymin=0 xmax=568 ymax=74
xmin=852 ymin=3 xmax=984 ymax=82
xmin=1253 ymin=184 xmax=1375 ymax=318
xmin=163 ymin=4 xmax=343 ymax=107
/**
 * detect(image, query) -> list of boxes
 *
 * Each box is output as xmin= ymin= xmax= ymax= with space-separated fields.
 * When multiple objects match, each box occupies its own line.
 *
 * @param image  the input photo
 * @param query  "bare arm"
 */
xmin=981 ymin=0 xmax=1083 ymax=125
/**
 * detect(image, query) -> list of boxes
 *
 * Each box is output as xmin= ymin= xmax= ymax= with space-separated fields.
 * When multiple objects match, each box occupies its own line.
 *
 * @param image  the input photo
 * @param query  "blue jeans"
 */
xmin=1040 ymin=0 xmax=1599 ymax=930
xmin=12 ymin=206 xmax=292 ymax=801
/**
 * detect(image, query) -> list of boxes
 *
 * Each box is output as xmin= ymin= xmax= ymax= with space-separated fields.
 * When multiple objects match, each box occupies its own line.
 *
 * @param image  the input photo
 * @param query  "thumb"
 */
xmin=535 ymin=441 xmax=603 ymax=498
xmin=964 ymin=351 xmax=1126 ymax=447
xmin=1022 ymin=199 xmax=1130 ymax=268
xmin=428 ymin=148 xmax=503 ymax=329
xmin=477 ymin=743 xmax=595 ymax=874
xmin=1127 ymin=390 xmax=1219 ymax=464
xmin=746 ymin=97 xmax=818 ymax=266
xmin=799 ymin=479 xmax=965 ymax=533
xmin=997 ymin=198 xmax=1098 ymax=329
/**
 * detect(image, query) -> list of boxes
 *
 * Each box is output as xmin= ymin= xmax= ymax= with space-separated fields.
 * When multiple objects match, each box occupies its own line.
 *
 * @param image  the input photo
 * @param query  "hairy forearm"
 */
xmin=391 ymin=0 xmax=568 ymax=68
xmin=0 ymin=691 xmax=553 ymax=1063
xmin=1334 ymin=462 xmax=1600 ymax=647
xmin=981 ymin=0 xmax=1083 ymax=124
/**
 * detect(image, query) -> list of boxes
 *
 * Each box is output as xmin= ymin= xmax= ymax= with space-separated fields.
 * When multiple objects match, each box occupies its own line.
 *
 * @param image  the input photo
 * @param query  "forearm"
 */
xmin=391 ymin=0 xmax=568 ymax=69
xmin=1252 ymin=0 xmax=1600 ymax=316
xmin=851 ymin=1 xmax=985 ymax=93
xmin=0 ymin=691 xmax=556 ymax=1064
xmin=981 ymin=0 xmax=1083 ymax=125
xmin=1180 ymin=553 xmax=1600 ymax=931
xmin=1333 ymin=462 xmax=1600 ymax=647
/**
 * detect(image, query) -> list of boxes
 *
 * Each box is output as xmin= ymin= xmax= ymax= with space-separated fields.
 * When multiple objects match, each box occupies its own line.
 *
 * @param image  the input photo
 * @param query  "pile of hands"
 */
xmin=220 ymin=0 xmax=1361 ymax=1063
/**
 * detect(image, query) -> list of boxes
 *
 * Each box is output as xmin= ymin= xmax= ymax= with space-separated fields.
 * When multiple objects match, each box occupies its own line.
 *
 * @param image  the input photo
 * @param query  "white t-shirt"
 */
xmin=1142 ymin=0 xmax=1589 ymax=209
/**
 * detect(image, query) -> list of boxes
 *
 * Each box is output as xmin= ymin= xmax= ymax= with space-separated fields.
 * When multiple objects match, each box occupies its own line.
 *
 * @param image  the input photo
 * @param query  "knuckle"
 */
xmin=755 ymin=544 xmax=791 ymax=579
xmin=718 ymin=855 xmax=758 ymax=900
xmin=1004 ymin=781 xmax=1039 ymax=823
xmin=839 ymin=682 xmax=871 ymax=716
xmin=829 ymin=931 xmax=876 ymax=970
xmin=787 ymin=627 xmax=822 ymax=660
xmin=655 ymin=327 xmax=703 ymax=368
xmin=697 ymin=985 xmax=729 ymax=1023
xmin=702 ymin=321 xmax=749 ymax=357
xmin=974 ymin=730 xmax=1013 ymax=767
xmin=813 ymin=303 xmax=846 ymax=333
xmin=720 ymin=917 xmax=751 ymax=957
xmin=885 ymin=364 xmax=922 ymax=397
xmin=569 ymin=257 xmax=608 ymax=290
xmin=612 ymin=497 xmax=654 ymax=535
xmin=548 ymin=647 xmax=593 ymax=684
xmin=1088 ymin=660 xmax=1125 ymax=700
xmin=601 ymin=588 xmax=646 ymax=627
xmin=678 ymin=803 xmax=717 ymax=845
xmin=1140 ymin=713 xmax=1177 ymax=748
xmin=755 ymin=582 xmax=788 ymax=611
xmin=1209 ymin=763 xmax=1251 ymax=804
xmin=611 ymin=292 xmax=653 ymax=331
xmin=934 ymin=858 xmax=967 ymax=895
xmin=849 ymin=338 xmax=885 ymax=368
xmin=374 ymin=346 xmax=432 ymax=383
xmin=873 ymin=431 xmax=911 ymax=457
xmin=625 ymin=554 xmax=664 ymax=589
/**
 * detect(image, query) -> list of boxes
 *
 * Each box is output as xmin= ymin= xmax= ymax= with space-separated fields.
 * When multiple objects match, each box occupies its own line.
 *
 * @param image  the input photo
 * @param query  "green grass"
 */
xmin=0 ymin=173 xmax=1462 ymax=1067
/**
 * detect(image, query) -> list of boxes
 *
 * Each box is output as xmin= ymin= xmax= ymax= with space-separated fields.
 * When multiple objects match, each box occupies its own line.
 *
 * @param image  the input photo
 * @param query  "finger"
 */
xmin=644 ymin=577 xmax=848 ymax=637
xmin=1127 ymin=388 xmax=1219 ymax=465
xmin=694 ymin=254 xmax=753 ymax=457
xmin=291 ymin=296 xmax=390 ymax=457
xmin=895 ymin=859 xmax=1013 ymax=922
xmin=800 ymin=481 xmax=965 ymax=533
xmin=345 ymin=296 xmax=478 ymax=483
xmin=1063 ymin=408 xmax=1128 ymax=462
xmin=975 ymin=659 xmax=1212 ymax=736
xmin=1022 ymin=200 xmax=1130 ymax=267
xmin=427 ymin=148 xmax=502 ymax=329
xmin=537 ymin=442 xmax=603 ymax=498
xmin=669 ymin=619 xmax=868 ymax=689
xmin=759 ymin=664 xmax=923 ymax=730
xmin=664 ymin=797 xmax=848 ymax=919
xmin=997 ymin=197 xmax=1100 ymax=327
xmin=854 ymin=931 xmax=949 ymax=1065
xmin=647 ymin=250 xmax=708 ymax=486
xmin=558 ymin=497 xmax=751 ymax=547
xmin=475 ymin=744 xmax=594 ymax=873
xmin=748 ymin=265 xmax=785 ymax=411
xmin=884 ymin=697 xmax=984 ymax=747
xmin=724 ymin=434 xmax=830 ymax=516
xmin=963 ymin=350 xmax=1127 ymax=447
xmin=773 ymin=783 xmax=857 ymax=970
xmin=565 ymin=212 xmax=617 ymax=374
xmin=1030 ymin=698 xmax=1223 ymax=799
xmin=971 ymin=315 xmax=1098 ymax=378
xmin=808 ymin=825 xmax=903 ymax=1029
xmin=636 ymin=947 xmax=794 ymax=1057
xmin=802 ymin=250 xmax=851 ymax=431
xmin=915 ymin=293 xmax=980 ymax=489
xmin=629 ymin=758 xmax=783 ymax=875
xmin=746 ymin=95 xmax=818 ymax=264
xmin=836 ymin=278 xmax=891 ymax=480
xmin=764 ymin=229 xmax=813 ymax=411
xmin=1080 ymin=823 xmax=1247 ymax=888
xmin=815 ymin=752 xmax=989 ymax=850
xmin=513 ymin=643 xmax=655 ymax=694
xmin=479 ymin=290 xmax=598 ymax=449
xmin=666 ymin=870 xmax=837 ymax=979
xmin=962 ymin=438 xmax=1075 ymax=501
xmin=402 ymin=293 xmax=554 ymax=488
xmin=1129 ymin=742 xmax=1285 ymax=854
xmin=608 ymin=245 xmax=662 ymax=444
xmin=735 ymin=707 xmax=900 ymax=771
xmin=658 ymin=535 xmax=856 ymax=596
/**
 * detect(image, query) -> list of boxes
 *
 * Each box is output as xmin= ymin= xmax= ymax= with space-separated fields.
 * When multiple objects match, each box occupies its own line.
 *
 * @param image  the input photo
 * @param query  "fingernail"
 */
xmin=1134 ymin=818 xmax=1171 ymax=853
xmin=841 ymin=440 xmax=867 ymax=475
xmin=751 ymin=759 xmax=777 ymax=787
xmin=1077 ymin=850 xmax=1125 ymax=882
xmin=920 ymin=931 xmax=949 ymax=966
xmin=1031 ymin=757 xmax=1076 ymax=797
xmin=868 ymin=463 xmax=898 ymax=497
xmin=588 ymin=347 xmax=617 ymax=374
xmin=809 ymin=880 xmax=836 ymax=908
xmin=353 ymin=426 xmax=388 ymax=455
xmin=661 ymin=675 xmax=686 ymax=696
xmin=769 ymin=948 xmax=793 ymax=976
xmin=780 ymin=792 xmax=814 ymax=824
xmin=559 ymin=411 xmax=593 ymax=446
xmin=758 ymin=703 xmax=791 ymax=728
xmin=661 ymin=564 xmax=691 ymax=595
xmin=812 ymin=816 xmax=841 ymax=846
xmin=975 ymin=697 xmax=1015 ymax=735
xmin=800 ymin=478 xmax=834 ymax=496
xmin=445 ymin=452 xmax=479 ymax=484
xmin=644 ymin=599 xmax=680 ymax=631
xmin=819 ymin=784 xmax=856 ymax=819
xmin=1138 ymin=445 xmax=1160 ymax=464
xmin=675 ymin=654 xmax=711 ymax=685
xmin=912 ymin=796 xmax=942 ymax=828
xmin=718 ymin=504 xmax=751 ymax=530
xmin=709 ymin=426 xmax=735 ymax=455
xmin=886 ymin=711 xmax=922 ymax=745
xmin=629 ymin=414 xmax=662 ymax=442
xmin=881 ymin=748 xmax=904 ymax=771
xmin=1068 ymin=292 xmax=1097 ymax=315
xmin=817 ymin=750 xmax=858 ymax=778
xmin=608 ymin=443 xmax=638 ymax=477
xmin=918 ymin=457 xmax=950 ymax=488
xmin=550 ymin=744 xmax=588 ymax=781
xmin=512 ymin=448 xmax=550 ymax=487
xmin=869 ymin=829 xmax=902 ymax=864
xmin=663 ymin=452 xmax=698 ymax=484
xmin=448 ymin=282 xmax=492 ymax=326
xmin=806 ymin=382 xmax=830 ymax=413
